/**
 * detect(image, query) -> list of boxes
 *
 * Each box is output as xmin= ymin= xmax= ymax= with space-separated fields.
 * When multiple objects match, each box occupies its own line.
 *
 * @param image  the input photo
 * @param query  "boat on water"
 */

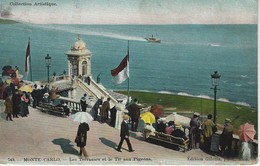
xmin=208 ymin=43 xmax=221 ymax=47
xmin=145 ymin=35 xmax=161 ymax=43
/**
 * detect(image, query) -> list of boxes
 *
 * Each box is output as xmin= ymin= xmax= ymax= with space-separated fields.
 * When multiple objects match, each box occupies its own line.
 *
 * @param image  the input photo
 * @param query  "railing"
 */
xmin=185 ymin=127 xmax=258 ymax=158
xmin=52 ymin=75 xmax=70 ymax=82
xmin=77 ymin=77 xmax=118 ymax=106
xmin=58 ymin=96 xmax=82 ymax=112
xmin=77 ymin=80 xmax=98 ymax=99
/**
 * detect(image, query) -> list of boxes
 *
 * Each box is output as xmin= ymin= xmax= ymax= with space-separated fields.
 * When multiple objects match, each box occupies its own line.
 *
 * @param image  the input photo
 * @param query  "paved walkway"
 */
xmin=0 ymin=104 xmax=256 ymax=165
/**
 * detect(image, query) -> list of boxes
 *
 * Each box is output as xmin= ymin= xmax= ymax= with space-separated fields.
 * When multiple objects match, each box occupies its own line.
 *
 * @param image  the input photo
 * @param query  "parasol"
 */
xmin=150 ymin=104 xmax=164 ymax=117
xmin=239 ymin=123 xmax=256 ymax=142
xmin=19 ymin=84 xmax=33 ymax=93
xmin=71 ymin=112 xmax=93 ymax=123
xmin=140 ymin=111 xmax=156 ymax=125
xmin=5 ymin=79 xmax=11 ymax=85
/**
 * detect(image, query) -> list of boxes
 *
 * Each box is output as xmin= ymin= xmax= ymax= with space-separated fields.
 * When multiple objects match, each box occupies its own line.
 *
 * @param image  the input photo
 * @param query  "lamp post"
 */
xmin=45 ymin=54 xmax=51 ymax=83
xmin=211 ymin=71 xmax=221 ymax=124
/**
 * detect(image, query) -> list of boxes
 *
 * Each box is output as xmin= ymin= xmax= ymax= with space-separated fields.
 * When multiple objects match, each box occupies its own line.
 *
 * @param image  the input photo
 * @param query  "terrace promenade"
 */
xmin=0 ymin=103 xmax=256 ymax=165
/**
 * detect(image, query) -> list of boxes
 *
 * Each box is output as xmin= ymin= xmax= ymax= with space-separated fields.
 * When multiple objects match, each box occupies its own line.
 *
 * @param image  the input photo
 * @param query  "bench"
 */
xmin=38 ymin=102 xmax=66 ymax=117
xmin=143 ymin=129 xmax=190 ymax=152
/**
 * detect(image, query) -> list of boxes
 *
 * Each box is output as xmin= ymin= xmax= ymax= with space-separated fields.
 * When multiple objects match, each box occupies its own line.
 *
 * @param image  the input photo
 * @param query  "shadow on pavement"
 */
xmin=99 ymin=137 xmax=117 ymax=149
xmin=99 ymin=137 xmax=129 ymax=151
xmin=129 ymin=131 xmax=144 ymax=141
xmin=52 ymin=138 xmax=79 ymax=156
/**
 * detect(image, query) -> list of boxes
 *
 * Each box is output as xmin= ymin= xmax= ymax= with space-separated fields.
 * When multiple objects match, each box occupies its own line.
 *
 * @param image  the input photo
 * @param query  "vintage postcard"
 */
xmin=0 ymin=0 xmax=258 ymax=165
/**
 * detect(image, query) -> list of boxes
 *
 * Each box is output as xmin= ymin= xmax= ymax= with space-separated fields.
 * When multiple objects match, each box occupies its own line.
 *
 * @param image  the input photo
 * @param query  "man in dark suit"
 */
xmin=116 ymin=115 xmax=134 ymax=152
xmin=80 ymin=94 xmax=88 ymax=112
xmin=127 ymin=98 xmax=141 ymax=132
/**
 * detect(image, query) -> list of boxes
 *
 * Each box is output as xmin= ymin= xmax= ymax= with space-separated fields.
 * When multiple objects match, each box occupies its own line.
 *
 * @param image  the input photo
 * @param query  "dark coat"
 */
xmin=80 ymin=97 xmax=87 ymax=112
xmin=171 ymin=129 xmax=188 ymax=140
xmin=12 ymin=93 xmax=21 ymax=114
xmin=156 ymin=122 xmax=166 ymax=133
xmin=120 ymin=121 xmax=129 ymax=138
xmin=220 ymin=124 xmax=233 ymax=148
xmin=93 ymin=98 xmax=102 ymax=110
xmin=100 ymin=101 xmax=110 ymax=118
xmin=4 ymin=97 xmax=13 ymax=114
xmin=127 ymin=103 xmax=140 ymax=120
xmin=76 ymin=123 xmax=89 ymax=147
xmin=31 ymin=89 xmax=38 ymax=99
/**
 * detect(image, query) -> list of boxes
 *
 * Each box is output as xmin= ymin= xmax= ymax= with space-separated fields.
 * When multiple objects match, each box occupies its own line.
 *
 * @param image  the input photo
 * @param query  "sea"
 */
xmin=0 ymin=23 xmax=257 ymax=108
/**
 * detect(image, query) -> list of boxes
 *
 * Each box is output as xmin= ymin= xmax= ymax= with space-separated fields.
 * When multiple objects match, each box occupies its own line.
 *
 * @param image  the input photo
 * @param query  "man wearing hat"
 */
xmin=116 ymin=115 xmax=134 ymax=152
xmin=201 ymin=114 xmax=215 ymax=152
xmin=220 ymin=118 xmax=234 ymax=157
xmin=80 ymin=93 xmax=88 ymax=112
xmin=189 ymin=112 xmax=201 ymax=149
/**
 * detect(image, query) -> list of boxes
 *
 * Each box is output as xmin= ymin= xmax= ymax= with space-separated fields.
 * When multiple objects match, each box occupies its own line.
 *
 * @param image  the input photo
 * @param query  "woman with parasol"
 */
xmin=238 ymin=123 xmax=256 ymax=160
xmin=75 ymin=122 xmax=89 ymax=158
xmin=72 ymin=112 xmax=93 ymax=158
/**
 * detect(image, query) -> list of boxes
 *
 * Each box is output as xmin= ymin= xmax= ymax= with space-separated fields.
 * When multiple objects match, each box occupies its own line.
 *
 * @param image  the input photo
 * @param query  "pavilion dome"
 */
xmin=67 ymin=37 xmax=91 ymax=56
xmin=72 ymin=38 xmax=86 ymax=50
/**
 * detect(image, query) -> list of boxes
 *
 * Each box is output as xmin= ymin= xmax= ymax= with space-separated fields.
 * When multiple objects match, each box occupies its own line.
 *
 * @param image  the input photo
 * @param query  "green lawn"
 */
xmin=116 ymin=91 xmax=257 ymax=131
xmin=0 ymin=19 xmax=17 ymax=24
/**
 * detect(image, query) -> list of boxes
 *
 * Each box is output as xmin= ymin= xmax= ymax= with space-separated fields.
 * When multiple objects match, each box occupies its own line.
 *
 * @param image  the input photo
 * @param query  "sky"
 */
xmin=0 ymin=0 xmax=258 ymax=24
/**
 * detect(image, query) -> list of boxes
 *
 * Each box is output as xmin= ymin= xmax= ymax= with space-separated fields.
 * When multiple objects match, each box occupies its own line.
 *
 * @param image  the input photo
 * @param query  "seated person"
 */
xmin=171 ymin=123 xmax=188 ymax=140
xmin=62 ymin=101 xmax=70 ymax=117
xmin=165 ymin=121 xmax=175 ymax=135
xmin=156 ymin=118 xmax=167 ymax=133
xmin=43 ymin=93 xmax=49 ymax=103
xmin=144 ymin=123 xmax=156 ymax=136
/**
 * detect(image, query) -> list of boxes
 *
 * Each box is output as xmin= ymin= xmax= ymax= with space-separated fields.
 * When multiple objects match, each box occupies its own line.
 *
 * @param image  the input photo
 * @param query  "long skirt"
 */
xmin=239 ymin=142 xmax=252 ymax=160
xmin=20 ymin=101 xmax=29 ymax=116
xmin=115 ymin=111 xmax=124 ymax=130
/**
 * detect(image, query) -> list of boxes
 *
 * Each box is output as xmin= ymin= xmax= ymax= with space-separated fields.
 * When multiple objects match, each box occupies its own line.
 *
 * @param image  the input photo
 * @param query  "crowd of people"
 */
xmin=141 ymin=110 xmax=244 ymax=158
xmin=1 ymin=82 xmax=50 ymax=121
xmin=76 ymin=96 xmax=137 ymax=157
xmin=88 ymin=96 xmax=142 ymax=132
xmin=0 ymin=66 xmax=253 ymax=160
xmin=79 ymin=95 xmax=247 ymax=159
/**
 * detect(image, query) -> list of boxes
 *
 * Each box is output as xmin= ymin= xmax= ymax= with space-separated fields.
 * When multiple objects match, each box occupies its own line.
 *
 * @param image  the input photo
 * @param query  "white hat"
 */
xmin=175 ymin=123 xmax=182 ymax=129
xmin=225 ymin=118 xmax=231 ymax=123
xmin=194 ymin=112 xmax=200 ymax=116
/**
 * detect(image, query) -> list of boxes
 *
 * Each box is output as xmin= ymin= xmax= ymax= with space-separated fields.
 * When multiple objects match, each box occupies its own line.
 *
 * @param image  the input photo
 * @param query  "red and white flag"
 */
xmin=25 ymin=41 xmax=30 ymax=76
xmin=111 ymin=55 xmax=129 ymax=84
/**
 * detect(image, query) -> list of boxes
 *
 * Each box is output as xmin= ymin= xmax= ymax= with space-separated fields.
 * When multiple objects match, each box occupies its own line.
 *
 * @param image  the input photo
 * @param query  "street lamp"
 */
xmin=211 ymin=71 xmax=221 ymax=124
xmin=45 ymin=54 xmax=51 ymax=83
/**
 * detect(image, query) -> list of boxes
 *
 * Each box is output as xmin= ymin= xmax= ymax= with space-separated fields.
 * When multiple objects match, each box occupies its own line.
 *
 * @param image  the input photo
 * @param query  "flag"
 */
xmin=111 ymin=55 xmax=129 ymax=84
xmin=25 ymin=41 xmax=30 ymax=76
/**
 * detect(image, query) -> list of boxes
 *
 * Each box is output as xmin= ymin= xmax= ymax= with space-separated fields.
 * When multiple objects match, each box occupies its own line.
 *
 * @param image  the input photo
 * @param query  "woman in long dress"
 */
xmin=100 ymin=98 xmax=110 ymax=123
xmin=4 ymin=93 xmax=13 ymax=121
xmin=75 ymin=122 xmax=89 ymax=158
xmin=12 ymin=90 xmax=21 ymax=118
xmin=20 ymin=91 xmax=29 ymax=117
xmin=115 ymin=100 xmax=127 ymax=130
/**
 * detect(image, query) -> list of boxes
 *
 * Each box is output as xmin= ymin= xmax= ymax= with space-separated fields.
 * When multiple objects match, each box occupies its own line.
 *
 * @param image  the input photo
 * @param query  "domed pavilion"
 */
xmin=66 ymin=36 xmax=92 ymax=78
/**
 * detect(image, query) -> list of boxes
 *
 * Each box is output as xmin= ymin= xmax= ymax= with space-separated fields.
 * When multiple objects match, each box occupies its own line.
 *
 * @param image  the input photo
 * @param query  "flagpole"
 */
xmin=29 ymin=37 xmax=32 ymax=81
xmin=127 ymin=40 xmax=130 ymax=103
